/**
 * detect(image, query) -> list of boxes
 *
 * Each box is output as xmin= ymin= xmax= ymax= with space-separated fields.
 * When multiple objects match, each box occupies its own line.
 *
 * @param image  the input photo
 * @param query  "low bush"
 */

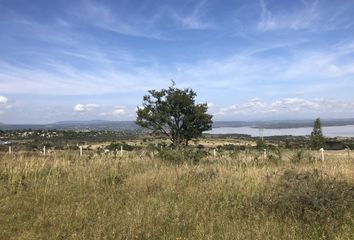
xmin=217 ymin=144 xmax=246 ymax=151
xmin=105 ymin=142 xmax=135 ymax=151
xmin=158 ymin=147 xmax=207 ymax=164
xmin=258 ymin=169 xmax=354 ymax=238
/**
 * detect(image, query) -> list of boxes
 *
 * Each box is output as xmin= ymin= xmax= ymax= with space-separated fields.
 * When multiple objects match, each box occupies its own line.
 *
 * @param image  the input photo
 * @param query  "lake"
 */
xmin=206 ymin=125 xmax=354 ymax=137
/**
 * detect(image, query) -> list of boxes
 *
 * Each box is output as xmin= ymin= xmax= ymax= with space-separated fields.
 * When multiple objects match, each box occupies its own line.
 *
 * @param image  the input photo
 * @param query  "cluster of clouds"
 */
xmin=0 ymin=0 xmax=353 ymax=96
xmin=257 ymin=0 xmax=319 ymax=31
xmin=0 ymin=0 xmax=354 ymax=122
xmin=74 ymin=103 xmax=128 ymax=117
xmin=71 ymin=97 xmax=354 ymax=119
xmin=213 ymin=98 xmax=354 ymax=116
xmin=74 ymin=103 xmax=100 ymax=113
xmin=99 ymin=106 xmax=127 ymax=116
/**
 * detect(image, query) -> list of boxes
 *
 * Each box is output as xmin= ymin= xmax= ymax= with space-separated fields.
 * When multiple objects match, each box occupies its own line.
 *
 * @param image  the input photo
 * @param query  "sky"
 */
xmin=0 ymin=0 xmax=354 ymax=124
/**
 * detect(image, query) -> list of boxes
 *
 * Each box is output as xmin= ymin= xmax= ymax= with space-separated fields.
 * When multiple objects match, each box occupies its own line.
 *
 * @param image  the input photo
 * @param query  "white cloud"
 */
xmin=149 ymin=0 xmax=215 ymax=30
xmin=0 ymin=61 xmax=167 ymax=95
xmin=172 ymin=13 xmax=214 ymax=30
xmin=112 ymin=106 xmax=126 ymax=115
xmin=258 ymin=0 xmax=319 ymax=31
xmin=215 ymin=98 xmax=354 ymax=116
xmin=207 ymin=102 xmax=215 ymax=108
xmin=100 ymin=106 xmax=127 ymax=116
xmin=74 ymin=104 xmax=85 ymax=112
xmin=74 ymin=103 xmax=100 ymax=112
xmin=171 ymin=0 xmax=215 ymax=30
xmin=1 ymin=39 xmax=353 ymax=98
xmin=71 ymin=0 xmax=166 ymax=40
xmin=0 ymin=96 xmax=12 ymax=115
xmin=0 ymin=96 xmax=8 ymax=104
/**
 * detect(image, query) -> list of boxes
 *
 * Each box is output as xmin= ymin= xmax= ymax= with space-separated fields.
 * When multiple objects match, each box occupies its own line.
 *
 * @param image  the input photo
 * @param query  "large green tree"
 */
xmin=310 ymin=118 xmax=325 ymax=150
xmin=136 ymin=83 xmax=213 ymax=148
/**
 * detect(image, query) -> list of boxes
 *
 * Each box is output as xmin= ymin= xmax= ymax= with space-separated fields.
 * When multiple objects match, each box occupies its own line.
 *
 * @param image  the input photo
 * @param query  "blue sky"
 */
xmin=0 ymin=0 xmax=354 ymax=123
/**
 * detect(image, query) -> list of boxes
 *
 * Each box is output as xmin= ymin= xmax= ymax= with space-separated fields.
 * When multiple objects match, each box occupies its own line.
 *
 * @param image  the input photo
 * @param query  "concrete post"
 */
xmin=320 ymin=148 xmax=325 ymax=162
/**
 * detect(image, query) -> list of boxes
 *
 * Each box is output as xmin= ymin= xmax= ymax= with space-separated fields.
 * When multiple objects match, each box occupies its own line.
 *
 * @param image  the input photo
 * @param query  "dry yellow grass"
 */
xmin=0 ymin=149 xmax=353 ymax=239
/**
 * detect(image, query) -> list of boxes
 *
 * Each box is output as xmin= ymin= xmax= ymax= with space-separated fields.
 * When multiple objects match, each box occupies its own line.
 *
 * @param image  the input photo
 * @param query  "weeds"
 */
xmin=258 ymin=169 xmax=354 ymax=238
xmin=0 ymin=151 xmax=353 ymax=239
xmin=158 ymin=147 xmax=207 ymax=164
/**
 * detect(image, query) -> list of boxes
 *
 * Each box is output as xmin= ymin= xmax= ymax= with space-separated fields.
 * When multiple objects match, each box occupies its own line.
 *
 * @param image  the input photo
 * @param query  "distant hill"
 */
xmin=0 ymin=121 xmax=140 ymax=131
xmin=1 ymin=119 xmax=354 ymax=131
xmin=54 ymin=120 xmax=109 ymax=125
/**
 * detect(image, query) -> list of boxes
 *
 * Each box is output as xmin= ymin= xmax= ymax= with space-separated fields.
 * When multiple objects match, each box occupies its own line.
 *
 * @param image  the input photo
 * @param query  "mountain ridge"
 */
xmin=1 ymin=119 xmax=354 ymax=130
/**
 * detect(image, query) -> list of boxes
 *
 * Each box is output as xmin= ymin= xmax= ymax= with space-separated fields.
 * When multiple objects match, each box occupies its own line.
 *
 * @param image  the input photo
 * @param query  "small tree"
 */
xmin=136 ymin=83 xmax=213 ymax=148
xmin=310 ymin=118 xmax=325 ymax=150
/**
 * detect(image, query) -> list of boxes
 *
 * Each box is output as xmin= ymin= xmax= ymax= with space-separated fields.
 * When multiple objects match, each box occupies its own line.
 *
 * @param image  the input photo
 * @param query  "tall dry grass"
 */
xmin=0 ymin=149 xmax=354 ymax=239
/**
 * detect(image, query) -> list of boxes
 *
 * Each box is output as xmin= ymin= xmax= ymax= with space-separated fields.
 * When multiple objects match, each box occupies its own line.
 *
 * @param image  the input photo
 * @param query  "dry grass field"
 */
xmin=1 ymin=149 xmax=354 ymax=239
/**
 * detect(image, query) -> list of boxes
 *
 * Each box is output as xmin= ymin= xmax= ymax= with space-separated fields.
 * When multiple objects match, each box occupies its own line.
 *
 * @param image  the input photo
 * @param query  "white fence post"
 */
xmin=320 ymin=148 xmax=325 ymax=162
xmin=43 ymin=146 xmax=46 ymax=156
xmin=213 ymin=149 xmax=216 ymax=157
xmin=120 ymin=145 xmax=123 ymax=157
xmin=79 ymin=146 xmax=83 ymax=157
xmin=263 ymin=149 xmax=267 ymax=159
xmin=9 ymin=146 xmax=12 ymax=154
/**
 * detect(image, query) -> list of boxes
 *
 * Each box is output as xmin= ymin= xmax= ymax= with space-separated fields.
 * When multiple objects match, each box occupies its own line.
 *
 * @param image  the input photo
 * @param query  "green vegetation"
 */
xmin=105 ymin=142 xmax=137 ymax=151
xmin=258 ymin=169 xmax=354 ymax=238
xmin=136 ymin=83 xmax=213 ymax=148
xmin=310 ymin=118 xmax=325 ymax=150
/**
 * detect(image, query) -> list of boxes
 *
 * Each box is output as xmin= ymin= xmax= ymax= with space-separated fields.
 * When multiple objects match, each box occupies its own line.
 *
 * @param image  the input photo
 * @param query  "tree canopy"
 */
xmin=136 ymin=83 xmax=213 ymax=148
xmin=310 ymin=118 xmax=325 ymax=150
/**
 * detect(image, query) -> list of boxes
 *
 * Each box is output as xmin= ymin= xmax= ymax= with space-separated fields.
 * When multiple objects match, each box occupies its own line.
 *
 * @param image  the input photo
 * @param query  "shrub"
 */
xmin=219 ymin=144 xmax=245 ymax=151
xmin=256 ymin=139 xmax=267 ymax=150
xmin=258 ymin=169 xmax=354 ymax=238
xmin=105 ymin=142 xmax=135 ymax=151
xmin=290 ymin=149 xmax=304 ymax=164
xmin=158 ymin=147 xmax=207 ymax=164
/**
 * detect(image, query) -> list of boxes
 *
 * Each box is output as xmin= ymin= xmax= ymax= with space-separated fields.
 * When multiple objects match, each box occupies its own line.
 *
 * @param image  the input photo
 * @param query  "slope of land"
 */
xmin=1 ymin=150 xmax=353 ymax=239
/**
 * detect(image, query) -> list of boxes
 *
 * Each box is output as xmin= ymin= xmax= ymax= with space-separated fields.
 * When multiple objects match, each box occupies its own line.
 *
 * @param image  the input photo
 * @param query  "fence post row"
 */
xmin=4 ymin=142 xmax=352 ymax=162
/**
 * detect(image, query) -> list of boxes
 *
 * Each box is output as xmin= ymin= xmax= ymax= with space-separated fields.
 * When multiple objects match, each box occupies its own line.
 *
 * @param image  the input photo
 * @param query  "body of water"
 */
xmin=206 ymin=125 xmax=354 ymax=137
